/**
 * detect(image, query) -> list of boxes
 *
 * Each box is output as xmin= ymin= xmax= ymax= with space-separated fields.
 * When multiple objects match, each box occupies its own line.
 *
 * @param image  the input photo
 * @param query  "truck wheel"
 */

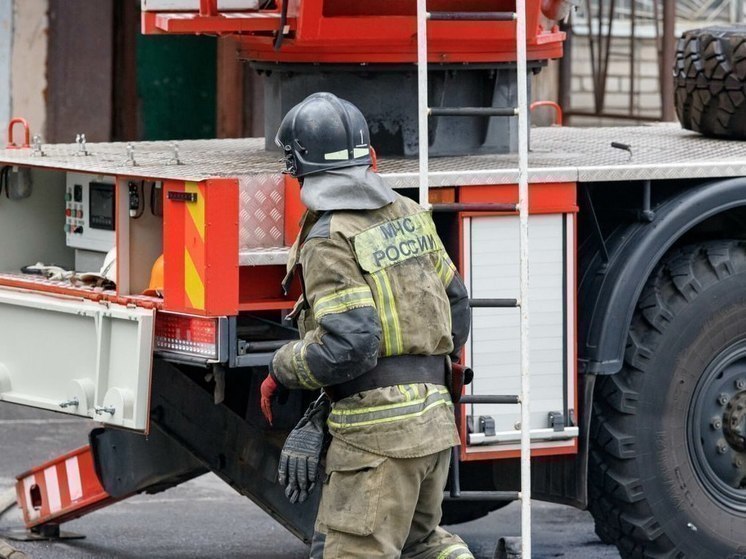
xmin=588 ymin=241 xmax=746 ymax=558
xmin=674 ymin=26 xmax=746 ymax=139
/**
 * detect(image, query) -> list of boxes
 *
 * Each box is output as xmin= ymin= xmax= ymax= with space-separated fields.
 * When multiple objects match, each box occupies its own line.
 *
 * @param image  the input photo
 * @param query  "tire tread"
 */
xmin=588 ymin=241 xmax=746 ymax=558
xmin=675 ymin=26 xmax=746 ymax=140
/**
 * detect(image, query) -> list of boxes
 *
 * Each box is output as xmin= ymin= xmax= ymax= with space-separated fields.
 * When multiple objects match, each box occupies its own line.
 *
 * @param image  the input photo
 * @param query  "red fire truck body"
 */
xmin=0 ymin=2 xmax=744 ymax=558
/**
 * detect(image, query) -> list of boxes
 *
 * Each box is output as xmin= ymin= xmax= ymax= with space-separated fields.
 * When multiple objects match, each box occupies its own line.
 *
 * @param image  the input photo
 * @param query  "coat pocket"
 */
xmin=317 ymin=444 xmax=387 ymax=536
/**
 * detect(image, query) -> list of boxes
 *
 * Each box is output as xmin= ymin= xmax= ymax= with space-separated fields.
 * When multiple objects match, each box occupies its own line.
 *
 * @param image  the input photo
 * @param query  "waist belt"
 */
xmin=326 ymin=355 xmax=448 ymax=402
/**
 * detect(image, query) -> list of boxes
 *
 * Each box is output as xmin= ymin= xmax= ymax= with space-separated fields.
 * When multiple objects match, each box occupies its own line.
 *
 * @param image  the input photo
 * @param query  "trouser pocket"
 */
xmin=317 ymin=443 xmax=387 ymax=536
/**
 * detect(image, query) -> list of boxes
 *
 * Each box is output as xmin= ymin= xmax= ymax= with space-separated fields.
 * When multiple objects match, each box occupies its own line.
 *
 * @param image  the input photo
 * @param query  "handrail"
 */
xmin=530 ymin=100 xmax=563 ymax=126
xmin=6 ymin=117 xmax=31 ymax=149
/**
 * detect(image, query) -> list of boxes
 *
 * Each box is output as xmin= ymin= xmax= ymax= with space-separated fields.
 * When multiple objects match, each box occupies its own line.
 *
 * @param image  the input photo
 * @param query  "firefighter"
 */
xmin=260 ymin=92 xmax=474 ymax=559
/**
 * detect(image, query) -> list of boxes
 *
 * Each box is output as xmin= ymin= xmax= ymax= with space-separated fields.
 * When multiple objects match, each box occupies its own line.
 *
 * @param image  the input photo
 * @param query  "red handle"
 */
xmin=370 ymin=146 xmax=378 ymax=172
xmin=6 ymin=117 xmax=31 ymax=149
xmin=530 ymin=101 xmax=563 ymax=126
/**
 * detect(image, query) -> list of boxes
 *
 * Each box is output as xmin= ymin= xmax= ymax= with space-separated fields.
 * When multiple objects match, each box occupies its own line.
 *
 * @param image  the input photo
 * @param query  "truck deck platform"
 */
xmin=1 ymin=124 xmax=745 ymax=187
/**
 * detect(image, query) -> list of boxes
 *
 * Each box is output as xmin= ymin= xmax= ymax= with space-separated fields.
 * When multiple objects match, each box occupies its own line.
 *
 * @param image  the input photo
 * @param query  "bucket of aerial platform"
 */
xmin=256 ymin=61 xmax=544 ymax=158
xmin=141 ymin=0 xmax=568 ymax=157
xmin=250 ymin=0 xmax=565 ymax=157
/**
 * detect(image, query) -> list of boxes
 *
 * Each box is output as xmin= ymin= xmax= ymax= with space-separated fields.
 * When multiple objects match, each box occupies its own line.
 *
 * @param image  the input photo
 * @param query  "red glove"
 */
xmin=260 ymin=375 xmax=280 ymax=425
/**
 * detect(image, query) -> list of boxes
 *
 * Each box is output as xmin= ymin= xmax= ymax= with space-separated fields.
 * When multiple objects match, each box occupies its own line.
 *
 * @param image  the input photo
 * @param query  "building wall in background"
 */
xmin=47 ymin=0 xmax=114 ymax=142
xmin=565 ymin=0 xmax=743 ymax=124
xmin=568 ymin=31 xmax=662 ymax=124
xmin=532 ymin=60 xmax=561 ymax=126
xmin=0 ymin=0 xmax=11 ymax=133
xmin=10 ymin=0 xmax=47 ymax=140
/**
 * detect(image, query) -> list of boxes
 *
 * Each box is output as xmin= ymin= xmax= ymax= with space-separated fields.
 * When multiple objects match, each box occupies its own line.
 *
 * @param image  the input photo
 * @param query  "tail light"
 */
xmin=154 ymin=312 xmax=220 ymax=360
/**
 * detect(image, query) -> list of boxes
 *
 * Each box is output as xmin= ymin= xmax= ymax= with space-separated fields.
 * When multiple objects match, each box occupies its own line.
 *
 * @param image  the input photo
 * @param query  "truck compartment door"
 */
xmin=0 ymin=287 xmax=154 ymax=431
xmin=462 ymin=213 xmax=578 ymax=452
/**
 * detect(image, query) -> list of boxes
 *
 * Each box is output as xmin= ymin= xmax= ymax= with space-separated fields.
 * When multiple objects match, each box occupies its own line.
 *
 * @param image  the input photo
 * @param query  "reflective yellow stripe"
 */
xmin=397 ymin=385 xmax=412 ymax=401
xmin=314 ymin=289 xmax=376 ymax=320
xmin=379 ymin=270 xmax=403 ymax=354
xmin=434 ymin=252 xmax=455 ymax=286
xmin=331 ymin=388 xmax=450 ymax=416
xmin=441 ymin=254 xmax=456 ymax=286
xmin=455 ymin=554 xmax=474 ymax=559
xmin=315 ymin=286 xmax=371 ymax=308
xmin=314 ymin=298 xmax=376 ymax=320
xmin=328 ymin=398 xmax=452 ymax=429
xmin=434 ymin=254 xmax=442 ymax=278
xmin=436 ymin=544 xmax=472 ymax=559
xmin=369 ymin=272 xmax=393 ymax=354
xmin=293 ymin=342 xmax=320 ymax=389
xmin=397 ymin=384 xmax=418 ymax=401
xmin=402 ymin=384 xmax=418 ymax=400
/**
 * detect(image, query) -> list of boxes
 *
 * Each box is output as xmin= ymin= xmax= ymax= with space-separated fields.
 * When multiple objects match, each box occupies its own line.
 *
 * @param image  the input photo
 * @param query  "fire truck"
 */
xmin=0 ymin=1 xmax=745 ymax=557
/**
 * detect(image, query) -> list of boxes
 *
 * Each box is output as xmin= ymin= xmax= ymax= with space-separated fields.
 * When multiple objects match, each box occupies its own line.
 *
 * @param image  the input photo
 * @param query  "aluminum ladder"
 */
xmin=415 ymin=1 xmax=532 ymax=556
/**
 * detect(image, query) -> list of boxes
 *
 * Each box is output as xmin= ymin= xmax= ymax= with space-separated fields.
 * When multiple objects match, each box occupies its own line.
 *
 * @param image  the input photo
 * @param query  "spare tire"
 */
xmin=674 ymin=26 xmax=746 ymax=139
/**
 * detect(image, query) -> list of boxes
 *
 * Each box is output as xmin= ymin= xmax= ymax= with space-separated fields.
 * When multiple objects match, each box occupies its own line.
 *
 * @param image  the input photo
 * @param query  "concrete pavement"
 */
xmin=0 ymin=402 xmax=620 ymax=559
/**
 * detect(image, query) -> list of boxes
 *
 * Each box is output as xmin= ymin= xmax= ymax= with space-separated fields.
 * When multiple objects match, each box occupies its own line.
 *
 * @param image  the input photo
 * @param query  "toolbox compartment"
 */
xmin=0 ymin=287 xmax=154 ymax=431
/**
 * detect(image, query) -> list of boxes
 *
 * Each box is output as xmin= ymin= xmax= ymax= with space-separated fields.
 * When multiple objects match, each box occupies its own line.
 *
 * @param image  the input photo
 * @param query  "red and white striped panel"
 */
xmin=15 ymin=445 xmax=112 ymax=528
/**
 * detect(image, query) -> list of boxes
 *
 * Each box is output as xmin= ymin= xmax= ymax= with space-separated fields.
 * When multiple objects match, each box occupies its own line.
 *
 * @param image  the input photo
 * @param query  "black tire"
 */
xmin=588 ymin=241 xmax=746 ymax=558
xmin=674 ymin=26 xmax=746 ymax=139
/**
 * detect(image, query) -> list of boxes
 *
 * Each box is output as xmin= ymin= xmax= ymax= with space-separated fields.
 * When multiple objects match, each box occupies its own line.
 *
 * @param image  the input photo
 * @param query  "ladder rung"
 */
xmin=428 ymin=11 xmax=516 ymax=21
xmin=431 ymin=203 xmax=517 ymax=213
xmin=470 ymin=298 xmax=519 ymax=308
xmin=460 ymin=395 xmax=520 ymax=405
xmin=444 ymin=491 xmax=520 ymax=501
xmin=429 ymin=107 xmax=518 ymax=117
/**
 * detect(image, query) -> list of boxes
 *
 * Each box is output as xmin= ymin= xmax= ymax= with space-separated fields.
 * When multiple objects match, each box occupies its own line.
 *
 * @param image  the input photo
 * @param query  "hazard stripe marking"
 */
xmin=184 ymin=250 xmax=205 ymax=310
xmin=183 ymin=181 xmax=206 ymax=310
xmin=43 ymin=467 xmax=62 ymax=514
xmin=184 ymin=182 xmax=205 ymax=240
xmin=65 ymin=456 xmax=83 ymax=502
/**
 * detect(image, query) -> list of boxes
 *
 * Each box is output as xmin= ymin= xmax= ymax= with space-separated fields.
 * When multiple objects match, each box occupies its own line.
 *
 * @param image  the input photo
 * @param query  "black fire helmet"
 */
xmin=275 ymin=92 xmax=373 ymax=178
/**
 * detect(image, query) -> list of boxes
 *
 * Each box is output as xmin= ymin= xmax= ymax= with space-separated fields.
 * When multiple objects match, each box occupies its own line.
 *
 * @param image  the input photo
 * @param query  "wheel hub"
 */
xmin=688 ymin=343 xmax=746 ymax=511
xmin=723 ymin=391 xmax=746 ymax=454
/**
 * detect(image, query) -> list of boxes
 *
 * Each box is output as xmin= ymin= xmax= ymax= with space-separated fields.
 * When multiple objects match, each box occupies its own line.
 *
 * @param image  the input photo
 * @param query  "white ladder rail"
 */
xmin=416 ymin=0 xmax=430 ymax=210
xmin=515 ymin=0 xmax=532 ymax=556
xmin=415 ymin=1 xmax=532 ymax=556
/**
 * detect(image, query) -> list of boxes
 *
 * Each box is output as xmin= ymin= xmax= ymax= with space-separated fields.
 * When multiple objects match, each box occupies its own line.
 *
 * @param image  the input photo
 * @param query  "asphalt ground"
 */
xmin=0 ymin=402 xmax=621 ymax=559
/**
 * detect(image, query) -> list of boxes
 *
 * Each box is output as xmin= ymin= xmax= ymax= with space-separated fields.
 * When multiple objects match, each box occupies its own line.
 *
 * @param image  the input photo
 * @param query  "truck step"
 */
xmin=429 ymin=107 xmax=518 ymax=117
xmin=443 ymin=490 xmax=520 ymax=501
xmin=460 ymin=395 xmax=520 ymax=405
xmin=428 ymin=11 xmax=516 ymax=21
xmin=469 ymin=298 xmax=519 ymax=308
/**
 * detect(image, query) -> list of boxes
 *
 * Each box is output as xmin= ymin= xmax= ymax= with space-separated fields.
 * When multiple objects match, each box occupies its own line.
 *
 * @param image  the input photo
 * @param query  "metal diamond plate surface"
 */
xmin=3 ymin=125 xmax=746 ymax=187
xmin=238 ymin=174 xmax=284 ymax=250
xmin=239 ymin=247 xmax=290 ymax=266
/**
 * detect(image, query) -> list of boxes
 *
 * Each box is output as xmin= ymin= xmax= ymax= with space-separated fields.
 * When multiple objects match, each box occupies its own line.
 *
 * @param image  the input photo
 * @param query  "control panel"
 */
xmin=65 ymin=173 xmax=116 ymax=253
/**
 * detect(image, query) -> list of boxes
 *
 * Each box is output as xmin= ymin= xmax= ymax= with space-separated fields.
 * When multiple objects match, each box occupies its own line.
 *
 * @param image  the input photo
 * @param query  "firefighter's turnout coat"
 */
xmin=271 ymin=190 xmax=470 ymax=458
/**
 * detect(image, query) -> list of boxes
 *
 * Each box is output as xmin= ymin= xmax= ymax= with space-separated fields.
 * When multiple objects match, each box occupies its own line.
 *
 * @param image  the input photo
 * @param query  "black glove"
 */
xmin=277 ymin=393 xmax=330 ymax=504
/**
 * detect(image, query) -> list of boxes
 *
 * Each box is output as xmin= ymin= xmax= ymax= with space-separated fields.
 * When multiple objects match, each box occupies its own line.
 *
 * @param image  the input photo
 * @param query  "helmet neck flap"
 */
xmin=300 ymin=165 xmax=396 ymax=212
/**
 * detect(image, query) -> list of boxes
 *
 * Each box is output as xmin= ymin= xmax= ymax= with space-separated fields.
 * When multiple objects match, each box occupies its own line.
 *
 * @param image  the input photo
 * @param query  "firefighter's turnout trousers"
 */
xmin=272 ymin=192 xmax=474 ymax=558
xmin=311 ymin=440 xmax=470 ymax=559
